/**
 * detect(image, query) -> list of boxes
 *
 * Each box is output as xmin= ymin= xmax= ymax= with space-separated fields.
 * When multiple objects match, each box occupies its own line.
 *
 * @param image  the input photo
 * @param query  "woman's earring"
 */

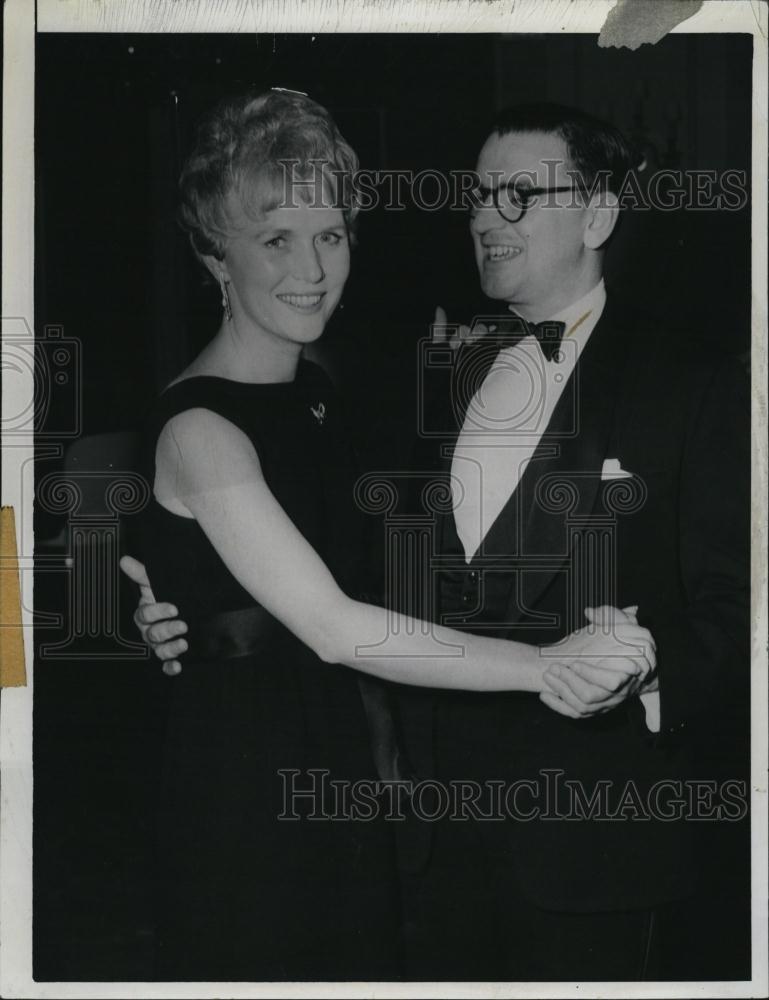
xmin=219 ymin=273 xmax=233 ymax=321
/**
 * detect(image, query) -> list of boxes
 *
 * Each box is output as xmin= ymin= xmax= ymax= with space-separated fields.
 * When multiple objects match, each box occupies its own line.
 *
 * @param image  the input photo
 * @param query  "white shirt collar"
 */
xmin=546 ymin=278 xmax=606 ymax=336
xmin=501 ymin=279 xmax=607 ymax=365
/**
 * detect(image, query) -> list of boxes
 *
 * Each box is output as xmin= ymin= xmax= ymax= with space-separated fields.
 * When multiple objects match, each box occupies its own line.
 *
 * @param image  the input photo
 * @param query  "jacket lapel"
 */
xmin=490 ymin=301 xmax=631 ymax=623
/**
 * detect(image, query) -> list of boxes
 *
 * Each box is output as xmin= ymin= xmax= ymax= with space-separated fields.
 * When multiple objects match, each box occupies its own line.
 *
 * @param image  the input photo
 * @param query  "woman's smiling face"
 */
xmin=217 ymin=193 xmax=351 ymax=351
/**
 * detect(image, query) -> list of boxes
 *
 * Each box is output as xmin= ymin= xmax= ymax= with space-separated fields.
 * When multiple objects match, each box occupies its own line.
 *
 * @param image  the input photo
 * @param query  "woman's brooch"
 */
xmin=310 ymin=402 xmax=326 ymax=425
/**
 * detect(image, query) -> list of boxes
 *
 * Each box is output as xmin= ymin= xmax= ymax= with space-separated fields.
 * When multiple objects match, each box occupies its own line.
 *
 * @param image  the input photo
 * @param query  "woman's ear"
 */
xmin=583 ymin=192 xmax=620 ymax=251
xmin=201 ymin=253 xmax=234 ymax=321
xmin=201 ymin=253 xmax=229 ymax=284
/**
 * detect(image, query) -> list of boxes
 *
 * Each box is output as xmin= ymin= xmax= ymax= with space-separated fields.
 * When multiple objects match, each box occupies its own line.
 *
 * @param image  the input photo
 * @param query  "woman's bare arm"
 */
xmin=151 ymin=408 xmax=654 ymax=693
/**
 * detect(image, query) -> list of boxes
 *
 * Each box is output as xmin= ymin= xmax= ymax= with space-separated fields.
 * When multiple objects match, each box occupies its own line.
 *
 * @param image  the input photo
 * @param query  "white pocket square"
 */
xmin=601 ymin=458 xmax=633 ymax=481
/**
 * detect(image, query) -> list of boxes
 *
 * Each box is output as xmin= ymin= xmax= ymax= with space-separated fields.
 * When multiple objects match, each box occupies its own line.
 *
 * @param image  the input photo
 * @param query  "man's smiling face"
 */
xmin=471 ymin=130 xmax=598 ymax=321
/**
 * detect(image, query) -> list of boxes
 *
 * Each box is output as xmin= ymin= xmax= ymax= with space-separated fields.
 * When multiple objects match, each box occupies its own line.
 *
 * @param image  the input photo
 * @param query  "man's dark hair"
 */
xmin=491 ymin=102 xmax=638 ymax=197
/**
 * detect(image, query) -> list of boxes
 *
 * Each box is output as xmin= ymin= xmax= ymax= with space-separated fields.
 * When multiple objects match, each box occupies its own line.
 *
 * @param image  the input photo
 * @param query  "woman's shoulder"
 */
xmin=155 ymin=373 xmax=230 ymax=412
xmin=160 ymin=404 xmax=247 ymax=437
xmin=150 ymin=374 xmax=266 ymax=430
xmin=143 ymin=377 xmax=253 ymax=465
xmin=157 ymin=406 xmax=261 ymax=476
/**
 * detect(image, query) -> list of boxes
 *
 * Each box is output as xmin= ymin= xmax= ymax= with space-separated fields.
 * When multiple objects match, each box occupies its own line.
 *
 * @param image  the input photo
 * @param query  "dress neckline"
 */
xmin=161 ymin=360 xmax=312 ymax=396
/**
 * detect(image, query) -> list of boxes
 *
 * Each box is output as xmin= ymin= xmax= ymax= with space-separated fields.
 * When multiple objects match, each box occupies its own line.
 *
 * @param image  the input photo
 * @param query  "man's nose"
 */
xmin=470 ymin=202 xmax=504 ymax=236
xmin=293 ymin=243 xmax=324 ymax=283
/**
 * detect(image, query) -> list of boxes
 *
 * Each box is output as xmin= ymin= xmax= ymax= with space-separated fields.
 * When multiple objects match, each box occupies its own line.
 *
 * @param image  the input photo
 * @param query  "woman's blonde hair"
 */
xmin=179 ymin=89 xmax=360 ymax=261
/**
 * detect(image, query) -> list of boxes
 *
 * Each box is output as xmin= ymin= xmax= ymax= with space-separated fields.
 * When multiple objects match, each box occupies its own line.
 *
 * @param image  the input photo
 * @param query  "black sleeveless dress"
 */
xmin=139 ymin=361 xmax=401 ymax=981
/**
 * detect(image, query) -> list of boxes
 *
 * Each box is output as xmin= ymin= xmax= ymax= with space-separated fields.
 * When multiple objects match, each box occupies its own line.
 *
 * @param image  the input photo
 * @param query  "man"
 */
xmin=396 ymin=103 xmax=749 ymax=981
xmin=123 ymin=103 xmax=749 ymax=980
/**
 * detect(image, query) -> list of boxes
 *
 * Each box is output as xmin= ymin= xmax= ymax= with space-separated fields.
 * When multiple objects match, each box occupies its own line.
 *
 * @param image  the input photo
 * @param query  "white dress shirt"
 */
xmin=451 ymin=279 xmax=607 ymax=562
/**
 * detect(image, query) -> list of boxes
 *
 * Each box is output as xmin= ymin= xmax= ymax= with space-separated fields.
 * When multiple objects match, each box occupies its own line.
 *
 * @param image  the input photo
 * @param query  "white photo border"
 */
xmin=2 ymin=1 xmax=767 ymax=997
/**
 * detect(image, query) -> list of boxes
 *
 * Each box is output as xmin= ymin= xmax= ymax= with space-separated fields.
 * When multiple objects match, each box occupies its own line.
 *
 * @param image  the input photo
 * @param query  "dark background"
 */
xmin=33 ymin=32 xmax=752 ymax=981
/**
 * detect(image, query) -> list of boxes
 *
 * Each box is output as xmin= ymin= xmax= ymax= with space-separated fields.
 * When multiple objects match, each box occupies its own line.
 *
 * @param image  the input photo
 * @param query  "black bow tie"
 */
xmin=452 ymin=316 xmax=567 ymax=420
xmin=489 ymin=316 xmax=567 ymax=363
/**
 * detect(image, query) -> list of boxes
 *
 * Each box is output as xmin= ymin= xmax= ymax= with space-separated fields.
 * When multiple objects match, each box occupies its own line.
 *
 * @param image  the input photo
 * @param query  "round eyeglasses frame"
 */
xmin=471 ymin=184 xmax=577 ymax=224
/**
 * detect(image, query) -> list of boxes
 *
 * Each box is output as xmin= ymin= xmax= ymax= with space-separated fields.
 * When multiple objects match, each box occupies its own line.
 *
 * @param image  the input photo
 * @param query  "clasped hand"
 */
xmin=539 ymin=605 xmax=656 ymax=719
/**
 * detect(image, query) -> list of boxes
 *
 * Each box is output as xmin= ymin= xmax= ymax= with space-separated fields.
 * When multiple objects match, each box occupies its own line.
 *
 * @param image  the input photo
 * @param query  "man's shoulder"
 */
xmin=602 ymin=293 xmax=746 ymax=383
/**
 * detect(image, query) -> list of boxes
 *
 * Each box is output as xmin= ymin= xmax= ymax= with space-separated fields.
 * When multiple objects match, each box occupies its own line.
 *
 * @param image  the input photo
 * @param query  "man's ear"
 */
xmin=583 ymin=192 xmax=620 ymax=251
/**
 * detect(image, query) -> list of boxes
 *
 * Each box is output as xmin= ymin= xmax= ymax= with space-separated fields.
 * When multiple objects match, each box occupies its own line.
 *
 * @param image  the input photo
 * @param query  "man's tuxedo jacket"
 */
xmin=396 ymin=292 xmax=750 ymax=913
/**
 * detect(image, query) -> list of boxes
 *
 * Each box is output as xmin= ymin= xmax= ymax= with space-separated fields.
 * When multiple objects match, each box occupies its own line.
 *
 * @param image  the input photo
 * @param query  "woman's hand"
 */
xmin=539 ymin=605 xmax=656 ymax=719
xmin=431 ymin=305 xmax=491 ymax=351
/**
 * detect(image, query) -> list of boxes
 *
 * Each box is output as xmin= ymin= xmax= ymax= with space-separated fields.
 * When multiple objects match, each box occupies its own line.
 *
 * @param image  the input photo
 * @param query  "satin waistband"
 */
xmin=186 ymin=605 xmax=281 ymax=661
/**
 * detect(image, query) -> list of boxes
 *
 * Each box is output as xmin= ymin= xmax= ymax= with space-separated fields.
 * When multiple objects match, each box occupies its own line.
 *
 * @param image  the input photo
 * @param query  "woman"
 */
xmin=131 ymin=89 xmax=653 ymax=980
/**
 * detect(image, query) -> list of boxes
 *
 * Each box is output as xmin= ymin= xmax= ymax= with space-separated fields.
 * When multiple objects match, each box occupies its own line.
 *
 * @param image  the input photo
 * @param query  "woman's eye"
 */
xmin=265 ymin=236 xmax=285 ymax=249
xmin=318 ymin=231 xmax=343 ymax=246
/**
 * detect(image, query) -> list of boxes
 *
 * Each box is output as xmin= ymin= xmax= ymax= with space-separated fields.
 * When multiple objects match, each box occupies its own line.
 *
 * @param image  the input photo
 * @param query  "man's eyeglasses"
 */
xmin=470 ymin=184 xmax=576 ymax=224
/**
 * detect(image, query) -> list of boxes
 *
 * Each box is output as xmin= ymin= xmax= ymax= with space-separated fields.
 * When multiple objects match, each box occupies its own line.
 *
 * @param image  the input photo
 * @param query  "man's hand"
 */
xmin=540 ymin=605 xmax=658 ymax=720
xmin=431 ymin=305 xmax=493 ymax=352
xmin=540 ymin=660 xmax=648 ymax=719
xmin=119 ymin=555 xmax=188 ymax=675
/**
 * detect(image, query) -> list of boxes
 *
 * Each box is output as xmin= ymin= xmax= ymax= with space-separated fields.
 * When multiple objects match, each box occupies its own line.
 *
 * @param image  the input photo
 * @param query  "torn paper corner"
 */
xmin=598 ymin=0 xmax=704 ymax=51
xmin=0 ymin=506 xmax=27 ymax=688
